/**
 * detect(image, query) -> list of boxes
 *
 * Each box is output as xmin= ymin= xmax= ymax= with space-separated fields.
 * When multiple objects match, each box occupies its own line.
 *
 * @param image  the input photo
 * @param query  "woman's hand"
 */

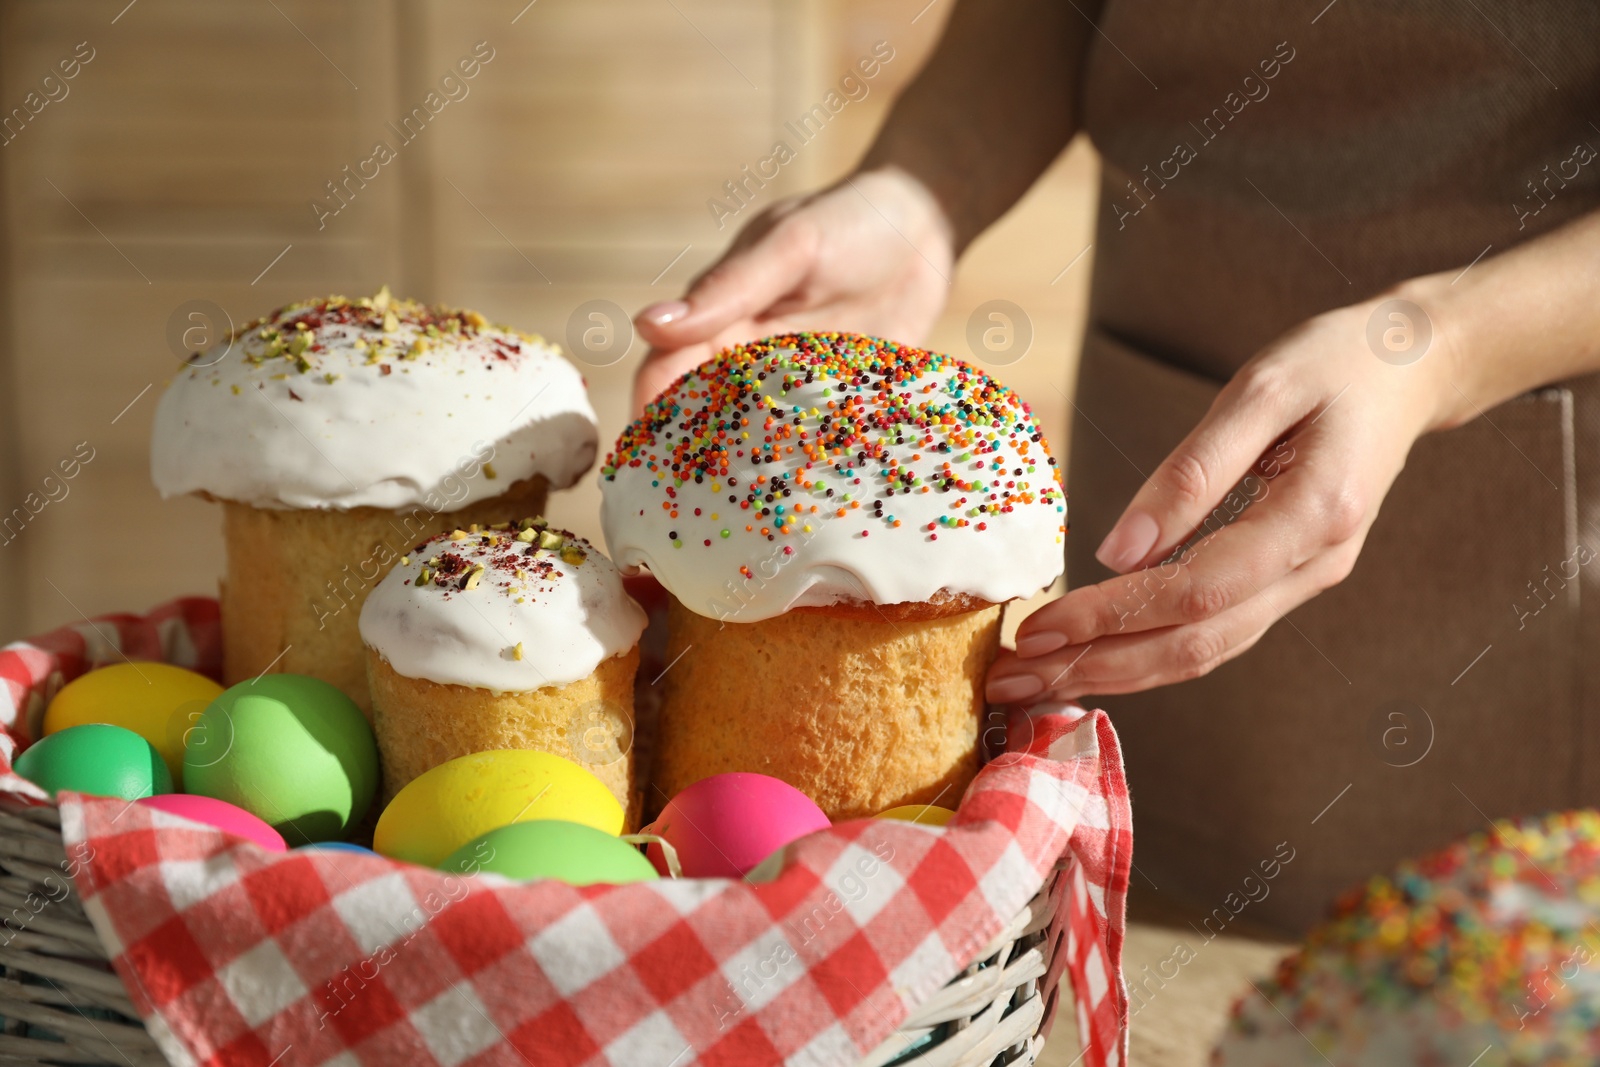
xmin=631 ymin=167 xmax=954 ymax=410
xmin=987 ymin=290 xmax=1465 ymax=703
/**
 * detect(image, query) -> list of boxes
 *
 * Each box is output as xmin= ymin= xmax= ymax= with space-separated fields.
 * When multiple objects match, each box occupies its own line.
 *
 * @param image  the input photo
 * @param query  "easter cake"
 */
xmin=1214 ymin=810 xmax=1600 ymax=1066
xmin=151 ymin=287 xmax=599 ymax=712
xmin=601 ymin=332 xmax=1066 ymax=820
xmin=359 ymin=518 xmax=647 ymax=813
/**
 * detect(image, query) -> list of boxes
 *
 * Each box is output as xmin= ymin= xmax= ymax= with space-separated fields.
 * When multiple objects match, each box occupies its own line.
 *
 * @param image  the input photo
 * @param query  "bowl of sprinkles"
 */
xmin=601 ymin=332 xmax=1067 ymax=823
xmin=1215 ymin=810 xmax=1600 ymax=1066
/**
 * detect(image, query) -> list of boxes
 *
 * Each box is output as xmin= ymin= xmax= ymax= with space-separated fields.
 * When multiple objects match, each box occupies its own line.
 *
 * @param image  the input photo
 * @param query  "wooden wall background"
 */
xmin=0 ymin=0 xmax=1095 ymax=656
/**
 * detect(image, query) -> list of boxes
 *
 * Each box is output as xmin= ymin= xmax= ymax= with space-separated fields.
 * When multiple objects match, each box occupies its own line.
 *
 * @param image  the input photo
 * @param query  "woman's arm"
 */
xmin=1439 ymin=209 xmax=1600 ymax=422
xmin=989 ymin=207 xmax=1600 ymax=703
xmin=630 ymin=0 xmax=1098 ymax=408
xmin=859 ymin=0 xmax=1094 ymax=254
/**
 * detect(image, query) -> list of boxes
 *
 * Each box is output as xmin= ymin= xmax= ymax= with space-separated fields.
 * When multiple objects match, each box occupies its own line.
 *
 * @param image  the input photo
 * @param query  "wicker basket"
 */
xmin=0 ymin=798 xmax=1069 ymax=1067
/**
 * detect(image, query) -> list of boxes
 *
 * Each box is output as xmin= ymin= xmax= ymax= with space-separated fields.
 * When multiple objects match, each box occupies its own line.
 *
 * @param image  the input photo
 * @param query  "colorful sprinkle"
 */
xmin=600 ymin=333 xmax=1065 ymax=581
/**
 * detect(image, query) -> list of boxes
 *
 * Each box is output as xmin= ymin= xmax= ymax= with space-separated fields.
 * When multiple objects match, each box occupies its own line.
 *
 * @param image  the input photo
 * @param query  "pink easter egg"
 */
xmin=138 ymin=794 xmax=288 ymax=852
xmin=645 ymin=773 xmax=830 ymax=878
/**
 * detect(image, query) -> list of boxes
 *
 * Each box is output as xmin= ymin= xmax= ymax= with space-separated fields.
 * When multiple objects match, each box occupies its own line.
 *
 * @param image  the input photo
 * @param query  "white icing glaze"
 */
xmin=151 ymin=290 xmax=598 ymax=511
xmin=358 ymin=521 xmax=646 ymax=692
xmin=600 ymin=334 xmax=1065 ymax=621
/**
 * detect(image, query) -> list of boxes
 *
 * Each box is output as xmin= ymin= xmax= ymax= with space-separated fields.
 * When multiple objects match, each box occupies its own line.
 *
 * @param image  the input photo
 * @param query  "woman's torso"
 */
xmin=1067 ymin=0 xmax=1600 ymax=930
xmin=1081 ymin=0 xmax=1600 ymax=379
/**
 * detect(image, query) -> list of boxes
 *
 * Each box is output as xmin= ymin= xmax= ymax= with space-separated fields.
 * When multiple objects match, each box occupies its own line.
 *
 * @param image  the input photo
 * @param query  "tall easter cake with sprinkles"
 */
xmin=151 ymin=287 xmax=599 ymax=712
xmin=601 ymin=333 xmax=1066 ymax=820
xmin=1214 ymin=810 xmax=1600 ymax=1067
xmin=360 ymin=518 xmax=646 ymax=817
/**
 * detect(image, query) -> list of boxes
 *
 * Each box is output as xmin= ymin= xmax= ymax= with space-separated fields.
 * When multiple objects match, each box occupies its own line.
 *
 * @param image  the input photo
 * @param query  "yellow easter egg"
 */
xmin=875 ymin=804 xmax=956 ymax=827
xmin=374 ymin=750 xmax=623 ymax=867
xmin=43 ymin=663 xmax=223 ymax=788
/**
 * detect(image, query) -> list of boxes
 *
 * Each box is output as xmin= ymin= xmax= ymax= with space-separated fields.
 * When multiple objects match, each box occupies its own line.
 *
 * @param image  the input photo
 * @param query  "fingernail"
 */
xmin=987 ymin=674 xmax=1044 ymax=703
xmin=639 ymin=300 xmax=689 ymax=327
xmin=1095 ymin=509 xmax=1159 ymax=573
xmin=1015 ymin=631 xmax=1069 ymax=658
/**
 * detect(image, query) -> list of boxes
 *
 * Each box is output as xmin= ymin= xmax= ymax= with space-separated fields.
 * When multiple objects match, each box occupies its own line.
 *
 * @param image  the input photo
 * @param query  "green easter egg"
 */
xmin=441 ymin=820 xmax=658 ymax=886
xmin=182 ymin=674 xmax=377 ymax=843
xmin=15 ymin=723 xmax=173 ymax=801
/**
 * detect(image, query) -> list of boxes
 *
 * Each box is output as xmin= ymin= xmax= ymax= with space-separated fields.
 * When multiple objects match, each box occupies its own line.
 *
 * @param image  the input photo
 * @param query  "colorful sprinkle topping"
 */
xmin=601 ymin=332 xmax=1065 ymax=561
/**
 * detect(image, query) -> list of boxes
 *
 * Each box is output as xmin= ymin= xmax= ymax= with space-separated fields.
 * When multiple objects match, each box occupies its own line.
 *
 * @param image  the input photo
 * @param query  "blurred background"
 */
xmin=0 ymin=0 xmax=1096 ymax=641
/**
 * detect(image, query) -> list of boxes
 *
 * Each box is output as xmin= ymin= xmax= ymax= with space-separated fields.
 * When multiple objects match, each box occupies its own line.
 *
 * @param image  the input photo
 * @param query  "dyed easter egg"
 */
xmin=43 ymin=662 xmax=223 ymax=787
xmin=374 ymin=749 xmax=622 ymax=868
xmin=137 ymin=794 xmax=287 ymax=852
xmin=15 ymin=724 xmax=172 ymax=801
xmin=644 ymin=773 xmax=830 ymax=879
xmin=182 ymin=674 xmax=377 ymax=844
xmin=875 ymin=804 xmax=956 ymax=827
xmin=441 ymin=820 xmax=657 ymax=885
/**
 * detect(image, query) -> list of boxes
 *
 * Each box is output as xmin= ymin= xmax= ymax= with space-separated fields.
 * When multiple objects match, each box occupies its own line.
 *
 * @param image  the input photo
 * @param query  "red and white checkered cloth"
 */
xmin=0 ymin=599 xmax=1130 ymax=1067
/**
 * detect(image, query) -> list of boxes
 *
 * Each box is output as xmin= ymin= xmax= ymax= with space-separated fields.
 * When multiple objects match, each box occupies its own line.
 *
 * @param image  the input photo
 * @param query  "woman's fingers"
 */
xmin=988 ymin=543 xmax=1357 ymax=702
xmin=635 ymin=217 xmax=817 ymax=350
xmin=1094 ymin=365 xmax=1313 ymax=574
xmin=631 ymin=217 xmax=819 ymax=411
xmin=1017 ymin=458 xmax=1341 ymax=648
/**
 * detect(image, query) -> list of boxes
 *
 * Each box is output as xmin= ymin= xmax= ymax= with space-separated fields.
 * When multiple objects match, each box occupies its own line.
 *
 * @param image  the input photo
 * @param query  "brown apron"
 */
xmin=1070 ymin=0 xmax=1600 ymax=931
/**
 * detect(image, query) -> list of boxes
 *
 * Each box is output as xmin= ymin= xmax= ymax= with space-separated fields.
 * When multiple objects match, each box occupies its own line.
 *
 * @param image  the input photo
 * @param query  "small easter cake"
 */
xmin=151 ymin=287 xmax=598 ymax=711
xmin=601 ymin=332 xmax=1066 ymax=820
xmin=1214 ymin=810 xmax=1600 ymax=1066
xmin=359 ymin=518 xmax=646 ymax=815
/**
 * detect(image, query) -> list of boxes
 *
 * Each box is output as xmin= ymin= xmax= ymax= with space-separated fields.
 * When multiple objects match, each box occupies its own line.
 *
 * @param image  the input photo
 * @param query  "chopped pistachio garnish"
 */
xmin=399 ymin=555 xmax=410 ymax=566
xmin=482 ymin=463 xmax=497 ymax=480
xmin=463 ymin=565 xmax=485 ymax=591
xmin=559 ymin=544 xmax=587 ymax=566
xmin=383 ymin=309 xmax=399 ymax=333
xmin=416 ymin=567 xmax=432 ymax=587
xmin=512 ymin=642 xmax=524 ymax=661
xmin=538 ymin=529 xmax=564 ymax=550
xmin=515 ymin=527 xmax=536 ymax=543
xmin=450 ymin=529 xmax=468 ymax=541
